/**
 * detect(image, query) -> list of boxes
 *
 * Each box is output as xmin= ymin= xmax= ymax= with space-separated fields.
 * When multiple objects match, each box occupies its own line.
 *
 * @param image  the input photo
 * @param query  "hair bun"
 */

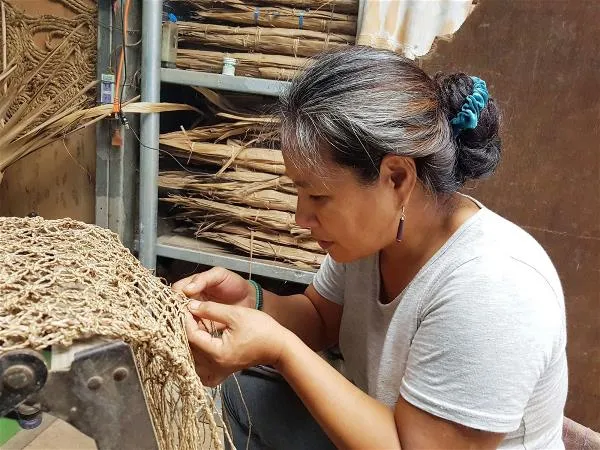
xmin=435 ymin=73 xmax=502 ymax=184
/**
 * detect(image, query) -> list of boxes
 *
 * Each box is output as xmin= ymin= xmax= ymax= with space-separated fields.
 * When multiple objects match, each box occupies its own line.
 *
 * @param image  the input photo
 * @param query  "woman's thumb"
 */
xmin=188 ymin=300 xmax=236 ymax=325
xmin=182 ymin=267 xmax=230 ymax=297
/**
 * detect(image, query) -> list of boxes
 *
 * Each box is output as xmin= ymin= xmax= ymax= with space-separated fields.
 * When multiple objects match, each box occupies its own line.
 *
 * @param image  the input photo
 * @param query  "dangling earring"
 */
xmin=396 ymin=206 xmax=406 ymax=242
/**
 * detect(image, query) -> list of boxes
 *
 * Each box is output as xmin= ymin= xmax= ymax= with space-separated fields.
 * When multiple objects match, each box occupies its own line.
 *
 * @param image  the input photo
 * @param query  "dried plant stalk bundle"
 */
xmin=191 ymin=4 xmax=357 ymax=35
xmin=179 ymin=0 xmax=359 ymax=15
xmin=165 ymin=195 xmax=310 ymax=237
xmin=176 ymin=49 xmax=306 ymax=80
xmin=178 ymin=22 xmax=354 ymax=58
xmin=160 ymin=175 xmax=297 ymax=212
xmin=200 ymin=230 xmax=324 ymax=269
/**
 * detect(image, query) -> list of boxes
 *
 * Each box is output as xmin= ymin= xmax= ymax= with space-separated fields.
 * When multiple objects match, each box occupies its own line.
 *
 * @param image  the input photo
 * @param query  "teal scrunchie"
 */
xmin=450 ymin=76 xmax=489 ymax=135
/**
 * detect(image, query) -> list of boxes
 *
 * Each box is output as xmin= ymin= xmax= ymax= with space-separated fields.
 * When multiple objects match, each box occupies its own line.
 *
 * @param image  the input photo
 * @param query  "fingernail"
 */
xmin=185 ymin=283 xmax=198 ymax=292
xmin=188 ymin=300 xmax=201 ymax=311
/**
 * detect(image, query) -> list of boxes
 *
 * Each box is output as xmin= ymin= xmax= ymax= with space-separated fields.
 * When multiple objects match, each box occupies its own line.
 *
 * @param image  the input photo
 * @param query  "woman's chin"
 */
xmin=326 ymin=246 xmax=356 ymax=264
xmin=326 ymin=242 xmax=379 ymax=264
xmin=317 ymin=240 xmax=334 ymax=250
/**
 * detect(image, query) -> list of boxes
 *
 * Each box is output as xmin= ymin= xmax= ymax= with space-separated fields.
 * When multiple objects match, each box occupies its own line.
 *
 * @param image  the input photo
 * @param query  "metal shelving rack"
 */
xmin=136 ymin=0 xmax=314 ymax=284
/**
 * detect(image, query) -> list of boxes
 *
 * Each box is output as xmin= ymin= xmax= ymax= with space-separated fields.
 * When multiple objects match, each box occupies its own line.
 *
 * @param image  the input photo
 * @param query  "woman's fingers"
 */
xmin=188 ymin=300 xmax=237 ymax=326
xmin=182 ymin=267 xmax=230 ymax=297
xmin=190 ymin=347 xmax=228 ymax=387
xmin=172 ymin=274 xmax=195 ymax=293
xmin=184 ymin=311 xmax=213 ymax=343
xmin=195 ymin=362 xmax=228 ymax=387
xmin=199 ymin=316 xmax=227 ymax=334
xmin=190 ymin=306 xmax=228 ymax=334
xmin=184 ymin=309 xmax=225 ymax=359
xmin=173 ymin=267 xmax=227 ymax=297
xmin=186 ymin=300 xmax=285 ymax=378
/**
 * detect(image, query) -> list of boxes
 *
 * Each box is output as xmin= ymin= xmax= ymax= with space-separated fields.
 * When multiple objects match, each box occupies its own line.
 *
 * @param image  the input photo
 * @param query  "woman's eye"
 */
xmin=309 ymin=195 xmax=327 ymax=201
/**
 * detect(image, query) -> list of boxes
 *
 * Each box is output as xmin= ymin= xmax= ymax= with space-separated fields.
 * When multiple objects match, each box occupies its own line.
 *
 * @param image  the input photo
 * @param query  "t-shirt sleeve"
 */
xmin=312 ymin=254 xmax=346 ymax=305
xmin=399 ymin=256 xmax=563 ymax=433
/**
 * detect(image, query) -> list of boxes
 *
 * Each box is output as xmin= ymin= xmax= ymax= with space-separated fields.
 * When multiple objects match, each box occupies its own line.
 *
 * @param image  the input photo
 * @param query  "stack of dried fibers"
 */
xmin=159 ymin=88 xmax=324 ymax=269
xmin=172 ymin=0 xmax=359 ymax=79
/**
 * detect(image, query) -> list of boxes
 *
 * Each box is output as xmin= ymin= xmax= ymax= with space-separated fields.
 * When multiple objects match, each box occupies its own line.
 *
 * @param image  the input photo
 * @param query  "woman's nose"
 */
xmin=295 ymin=193 xmax=317 ymax=229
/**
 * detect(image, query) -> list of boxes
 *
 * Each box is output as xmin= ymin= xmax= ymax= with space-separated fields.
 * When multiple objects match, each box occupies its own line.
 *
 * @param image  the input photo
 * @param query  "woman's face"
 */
xmin=284 ymin=156 xmax=403 ymax=263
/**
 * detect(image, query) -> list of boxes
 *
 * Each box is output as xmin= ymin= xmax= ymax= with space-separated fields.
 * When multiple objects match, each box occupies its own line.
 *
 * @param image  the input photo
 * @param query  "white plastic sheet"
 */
xmin=356 ymin=0 xmax=475 ymax=58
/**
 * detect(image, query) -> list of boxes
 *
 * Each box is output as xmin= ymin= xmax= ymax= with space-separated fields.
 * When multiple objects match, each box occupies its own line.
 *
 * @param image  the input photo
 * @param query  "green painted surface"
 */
xmin=0 ymin=418 xmax=21 ymax=446
xmin=0 ymin=349 xmax=51 ymax=445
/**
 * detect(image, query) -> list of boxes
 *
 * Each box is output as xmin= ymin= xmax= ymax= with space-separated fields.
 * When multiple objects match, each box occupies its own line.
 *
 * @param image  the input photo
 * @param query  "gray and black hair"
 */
xmin=278 ymin=46 xmax=501 ymax=194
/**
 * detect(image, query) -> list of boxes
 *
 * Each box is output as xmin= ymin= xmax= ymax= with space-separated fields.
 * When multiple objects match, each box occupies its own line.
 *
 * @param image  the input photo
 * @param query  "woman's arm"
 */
xmin=278 ymin=331 xmax=505 ymax=450
xmin=278 ymin=331 xmax=401 ymax=449
xmin=186 ymin=301 xmax=505 ymax=449
xmin=261 ymin=285 xmax=342 ymax=351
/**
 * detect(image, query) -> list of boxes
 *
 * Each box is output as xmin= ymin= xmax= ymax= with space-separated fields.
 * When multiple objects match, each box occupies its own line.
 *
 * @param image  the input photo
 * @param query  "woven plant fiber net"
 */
xmin=0 ymin=216 xmax=226 ymax=450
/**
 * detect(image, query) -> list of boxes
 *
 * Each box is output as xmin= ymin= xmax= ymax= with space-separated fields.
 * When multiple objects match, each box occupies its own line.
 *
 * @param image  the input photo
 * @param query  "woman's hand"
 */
xmin=185 ymin=301 xmax=291 ymax=387
xmin=173 ymin=267 xmax=255 ymax=309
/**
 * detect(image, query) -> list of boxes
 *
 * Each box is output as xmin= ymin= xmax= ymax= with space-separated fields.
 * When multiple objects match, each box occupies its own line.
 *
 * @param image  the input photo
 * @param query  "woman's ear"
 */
xmin=380 ymin=155 xmax=417 ymax=204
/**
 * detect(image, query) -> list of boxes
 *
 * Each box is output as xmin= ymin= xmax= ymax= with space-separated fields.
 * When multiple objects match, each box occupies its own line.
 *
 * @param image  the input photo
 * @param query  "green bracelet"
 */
xmin=248 ymin=279 xmax=263 ymax=311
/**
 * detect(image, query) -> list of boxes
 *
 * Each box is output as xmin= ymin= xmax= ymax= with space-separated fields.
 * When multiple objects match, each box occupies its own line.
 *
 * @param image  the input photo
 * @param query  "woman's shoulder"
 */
xmin=447 ymin=206 xmax=562 ymax=294
xmin=423 ymin=209 xmax=565 ymax=328
xmin=414 ymin=207 xmax=566 ymax=331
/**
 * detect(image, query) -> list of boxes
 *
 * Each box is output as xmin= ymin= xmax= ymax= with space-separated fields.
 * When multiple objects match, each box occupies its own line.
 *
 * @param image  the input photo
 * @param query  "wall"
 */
xmin=0 ymin=129 xmax=95 ymax=220
xmin=0 ymin=0 xmax=95 ymax=222
xmin=421 ymin=0 xmax=599 ymax=429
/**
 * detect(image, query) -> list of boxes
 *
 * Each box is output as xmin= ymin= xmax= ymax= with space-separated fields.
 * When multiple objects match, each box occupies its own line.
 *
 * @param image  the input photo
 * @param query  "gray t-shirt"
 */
xmin=313 ymin=204 xmax=567 ymax=449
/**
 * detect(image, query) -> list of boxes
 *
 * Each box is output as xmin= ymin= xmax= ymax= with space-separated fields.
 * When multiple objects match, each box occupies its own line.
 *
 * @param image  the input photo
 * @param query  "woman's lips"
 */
xmin=317 ymin=240 xmax=333 ymax=250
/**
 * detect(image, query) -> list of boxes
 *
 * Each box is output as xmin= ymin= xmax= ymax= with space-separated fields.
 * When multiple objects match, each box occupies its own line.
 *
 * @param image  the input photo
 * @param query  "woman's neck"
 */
xmin=378 ymin=191 xmax=479 ymax=303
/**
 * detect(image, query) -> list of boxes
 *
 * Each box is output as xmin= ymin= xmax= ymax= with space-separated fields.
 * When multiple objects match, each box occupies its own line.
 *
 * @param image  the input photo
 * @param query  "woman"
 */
xmin=174 ymin=47 xmax=567 ymax=449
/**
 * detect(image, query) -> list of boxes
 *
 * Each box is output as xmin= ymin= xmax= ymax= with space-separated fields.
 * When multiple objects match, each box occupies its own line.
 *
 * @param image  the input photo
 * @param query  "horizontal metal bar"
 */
xmin=160 ymin=68 xmax=290 ymax=97
xmin=156 ymin=234 xmax=314 ymax=284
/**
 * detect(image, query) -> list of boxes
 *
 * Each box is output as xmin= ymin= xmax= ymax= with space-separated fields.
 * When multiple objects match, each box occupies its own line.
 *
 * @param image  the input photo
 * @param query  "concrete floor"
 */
xmin=2 ymin=415 xmax=224 ymax=450
xmin=2 ymin=416 xmax=96 ymax=450
xmin=23 ymin=420 xmax=97 ymax=450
